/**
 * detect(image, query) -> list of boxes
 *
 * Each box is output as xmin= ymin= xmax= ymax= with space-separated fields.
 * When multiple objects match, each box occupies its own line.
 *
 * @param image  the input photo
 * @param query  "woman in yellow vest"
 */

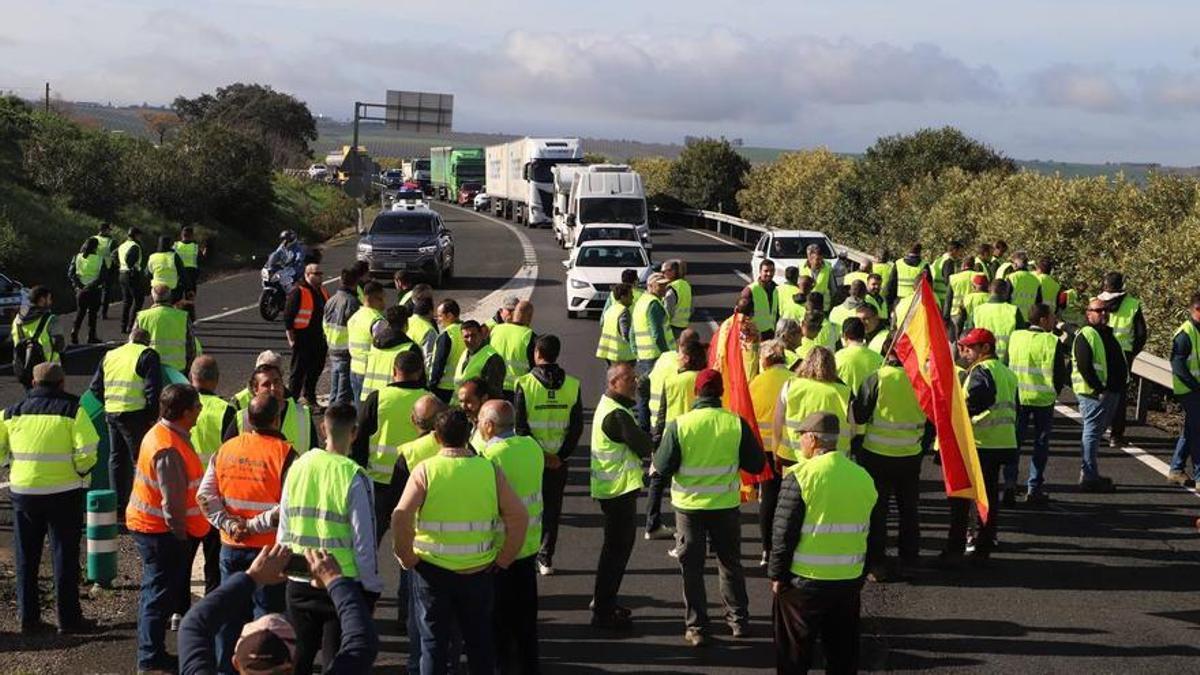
xmin=68 ymin=237 xmax=104 ymax=344
xmin=750 ymin=341 xmax=794 ymax=567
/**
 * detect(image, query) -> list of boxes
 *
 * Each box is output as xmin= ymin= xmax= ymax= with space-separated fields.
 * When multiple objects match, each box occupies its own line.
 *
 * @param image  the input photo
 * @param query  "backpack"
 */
xmin=12 ymin=313 xmax=50 ymax=387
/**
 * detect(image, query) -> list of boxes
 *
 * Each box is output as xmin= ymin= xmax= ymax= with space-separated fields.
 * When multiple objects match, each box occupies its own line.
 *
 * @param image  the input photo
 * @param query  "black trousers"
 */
xmin=538 ymin=462 xmax=568 ymax=567
xmin=644 ymin=471 xmax=670 ymax=531
xmin=100 ymin=266 xmax=117 ymax=316
xmin=858 ymin=451 xmax=922 ymax=566
xmin=288 ymin=334 xmax=328 ymax=405
xmin=120 ymin=271 xmax=145 ymax=333
xmin=494 ymin=556 xmax=540 ymax=674
xmin=1110 ymin=352 xmax=1133 ymax=439
xmin=758 ymin=455 xmax=793 ymax=554
xmin=287 ymin=579 xmax=376 ymax=675
xmin=676 ymin=508 xmax=749 ymax=631
xmin=12 ymin=489 xmax=84 ymax=627
xmin=72 ymin=286 xmax=100 ymax=338
xmin=107 ymin=409 xmax=155 ymax=517
xmin=947 ymin=448 xmax=1015 ymax=555
xmin=773 ymin=580 xmax=863 ymax=675
xmin=592 ymin=490 xmax=638 ymax=615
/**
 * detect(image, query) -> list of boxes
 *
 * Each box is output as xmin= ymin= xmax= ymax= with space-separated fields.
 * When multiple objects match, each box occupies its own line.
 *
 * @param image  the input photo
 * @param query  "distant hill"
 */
xmin=50 ymin=101 xmax=1198 ymax=180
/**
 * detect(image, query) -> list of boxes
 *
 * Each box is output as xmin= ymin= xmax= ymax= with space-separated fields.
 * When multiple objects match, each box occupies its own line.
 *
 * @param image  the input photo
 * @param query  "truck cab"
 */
xmin=557 ymin=165 xmax=650 ymax=250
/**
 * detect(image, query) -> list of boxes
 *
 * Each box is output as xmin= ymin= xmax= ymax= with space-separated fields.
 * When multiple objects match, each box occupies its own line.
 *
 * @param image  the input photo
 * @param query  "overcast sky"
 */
xmin=3 ymin=0 xmax=1200 ymax=164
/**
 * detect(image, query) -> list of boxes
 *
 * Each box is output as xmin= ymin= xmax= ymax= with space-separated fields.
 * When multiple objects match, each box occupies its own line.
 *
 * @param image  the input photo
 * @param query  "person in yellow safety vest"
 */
xmin=223 ymin=364 xmax=318 ymax=455
xmin=476 ymin=399 xmax=544 ymax=669
xmin=742 ymin=260 xmax=780 ymax=340
xmin=394 ymin=270 xmax=417 ymax=310
xmin=852 ymin=350 xmax=928 ymax=582
xmin=835 ymin=318 xmax=883 ymax=396
xmin=1168 ymin=292 xmax=1200 ymax=487
xmin=947 ymin=260 xmax=978 ymax=339
xmin=406 ymin=294 xmax=439 ymax=371
xmin=958 ymin=273 xmax=991 ymax=332
xmin=601 ymin=270 xmax=643 ymax=317
xmin=117 ymin=227 xmax=146 ymax=333
xmin=799 ymin=244 xmax=837 ymax=304
xmin=829 ymin=280 xmax=870 ymax=334
xmin=587 ymin=362 xmax=655 ymax=630
xmin=187 ymin=355 xmax=237 ymax=598
xmin=1033 ymin=257 xmax=1064 ymax=316
xmin=68 ymin=236 xmax=104 ymax=345
xmin=323 ymin=267 xmax=362 ymax=406
xmin=490 ymin=300 xmax=536 ymax=398
xmin=11 ymin=285 xmax=65 ymax=388
xmin=392 ymin=407 xmax=529 ymax=675
xmin=991 ymin=239 xmax=1010 ymax=278
xmin=885 ymin=243 xmax=930 ymax=306
xmin=90 ymin=222 xmax=118 ymax=321
xmin=872 ymin=250 xmax=896 ymax=298
xmin=146 ymin=235 xmax=185 ymax=301
xmin=865 ymin=272 xmax=888 ymax=320
xmin=801 ymin=307 xmax=838 ymax=355
xmin=713 ymin=297 xmax=762 ymax=381
xmin=767 ymin=411 xmax=877 ymax=675
xmin=277 ymin=403 xmax=383 ymax=673
xmin=1006 ymin=304 xmax=1070 ymax=504
xmin=513 ymin=335 xmax=584 ymax=576
xmin=1060 ymin=281 xmax=1088 ymax=329
xmin=857 ymin=303 xmax=891 ymax=355
xmin=930 ymin=240 xmax=962 ymax=312
xmin=455 ymin=320 xmax=506 ymax=401
xmin=88 ymin=327 xmax=163 ymax=517
xmin=284 ymin=263 xmax=330 ymax=407
xmin=1005 ymin=251 xmax=1043 ymax=320
xmin=938 ymin=328 xmax=1018 ymax=567
xmin=347 ymin=281 xmax=387 ymax=404
xmin=596 ymin=283 xmax=636 ymax=365
xmin=136 ymin=284 xmax=197 ymax=373
xmin=230 ymin=350 xmax=286 ymax=410
xmin=360 ymin=305 xmax=417 ymax=402
xmin=774 ymin=318 xmax=803 ymax=369
xmin=647 ymin=328 xmax=701 ymax=441
xmin=486 ymin=294 xmax=520 ymax=333
xmin=632 ymin=273 xmax=673 ymax=431
xmin=0 ymin=362 xmax=99 ymax=634
xmin=430 ymin=299 xmax=467 ymax=403
xmin=1072 ymin=297 xmax=1126 ymax=494
xmin=646 ymin=340 xmax=708 ymax=541
xmin=777 ymin=266 xmax=805 ymax=323
xmin=969 ymin=278 xmax=1027 ymax=364
xmin=661 ymin=259 xmax=693 ymax=340
xmin=173 ymin=225 xmax=203 ymax=295
xmin=972 ymin=241 xmax=995 ymax=282
xmin=1099 ymin=271 xmax=1146 ymax=447
xmin=653 ymin=368 xmax=766 ymax=647
xmin=456 ymin=377 xmax=493 ymax=454
xmin=773 ymin=346 xmax=854 ymax=463
xmin=352 ymin=260 xmax=370 ymax=306
xmin=750 ymin=341 xmax=793 ymax=567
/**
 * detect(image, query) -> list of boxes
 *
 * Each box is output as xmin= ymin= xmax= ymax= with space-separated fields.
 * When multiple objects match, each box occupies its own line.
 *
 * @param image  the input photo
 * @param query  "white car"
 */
xmin=307 ymin=163 xmax=328 ymax=180
xmin=473 ymin=192 xmax=490 ymax=212
xmin=750 ymin=229 xmax=839 ymax=282
xmin=563 ymin=240 xmax=652 ymax=318
xmin=568 ymin=223 xmax=641 ymax=252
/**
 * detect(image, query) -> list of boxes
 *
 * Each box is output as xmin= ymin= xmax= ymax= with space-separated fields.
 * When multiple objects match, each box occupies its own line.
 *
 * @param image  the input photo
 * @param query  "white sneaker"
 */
xmin=667 ymin=546 xmax=680 ymax=559
xmin=170 ymin=613 xmax=182 ymax=632
xmin=537 ymin=562 xmax=554 ymax=576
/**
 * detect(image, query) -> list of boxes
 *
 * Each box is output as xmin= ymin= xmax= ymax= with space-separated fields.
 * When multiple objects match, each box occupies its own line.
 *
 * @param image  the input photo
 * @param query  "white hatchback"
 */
xmin=562 ymin=240 xmax=652 ymax=318
xmin=750 ymin=230 xmax=838 ymax=282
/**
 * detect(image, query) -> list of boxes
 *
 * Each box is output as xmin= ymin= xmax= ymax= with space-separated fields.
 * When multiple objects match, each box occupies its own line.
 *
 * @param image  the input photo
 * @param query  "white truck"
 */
xmin=486 ymin=137 xmax=583 ymax=227
xmin=551 ymin=164 xmax=651 ymax=250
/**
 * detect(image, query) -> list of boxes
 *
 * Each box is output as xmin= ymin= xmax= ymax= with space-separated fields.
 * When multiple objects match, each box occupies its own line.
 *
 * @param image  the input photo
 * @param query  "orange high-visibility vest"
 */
xmin=213 ymin=432 xmax=293 ymax=548
xmin=127 ymin=422 xmax=211 ymax=539
xmin=294 ymin=285 xmax=331 ymax=330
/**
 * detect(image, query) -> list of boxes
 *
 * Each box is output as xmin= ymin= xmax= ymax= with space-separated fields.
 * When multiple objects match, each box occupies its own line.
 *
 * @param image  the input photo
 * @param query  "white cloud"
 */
xmin=1136 ymin=66 xmax=1200 ymax=111
xmin=1028 ymin=64 xmax=1131 ymax=112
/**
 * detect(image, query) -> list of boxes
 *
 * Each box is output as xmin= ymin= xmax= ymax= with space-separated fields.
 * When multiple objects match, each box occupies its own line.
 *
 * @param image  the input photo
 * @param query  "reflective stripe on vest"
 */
xmin=481 ymin=434 xmax=544 ymax=559
xmin=413 ymin=454 xmax=500 ymax=570
xmin=1173 ymin=321 xmax=1200 ymax=396
xmin=750 ymin=366 xmax=791 ymax=454
xmin=102 ymin=342 xmax=149 ymax=413
xmin=238 ymin=399 xmax=310 ymax=455
xmin=135 ymin=305 xmax=189 ymax=371
xmin=360 ymin=341 xmax=417 ymax=401
xmin=589 ymin=395 xmax=643 ymax=499
xmin=2 ymin=402 xmax=99 ymax=494
xmin=1072 ymin=326 xmax=1109 ymax=398
xmin=1108 ymin=295 xmax=1140 ymax=352
xmin=455 ymin=344 xmax=500 ymax=387
xmin=949 ymin=269 xmax=975 ymax=314
xmin=213 ymin=432 xmax=291 ymax=548
xmin=930 ymin=253 xmax=953 ymax=300
xmin=118 ymin=240 xmax=142 ymax=272
xmin=972 ymin=302 xmax=1019 ymax=363
xmin=74 ymin=253 xmax=102 ymax=286
xmin=435 ymin=323 xmax=466 ymax=390
xmin=347 ymin=306 xmax=383 ymax=375
xmin=194 ymin=393 xmax=232 ymax=466
xmin=668 ymin=278 xmax=693 ymax=328
xmin=1007 ymin=270 xmax=1040 ymax=316
xmin=515 ymin=372 xmax=580 ymax=455
xmin=147 ymin=252 xmax=178 ymax=289
xmin=834 ymin=345 xmax=883 ymax=397
xmin=489 ymin=323 xmax=533 ymax=391
xmin=631 ymin=293 xmax=669 ymax=360
xmin=790 ymin=452 xmax=876 ymax=580
xmin=126 ymin=422 xmax=210 ymax=538
xmin=969 ymin=359 xmax=1019 ymax=448
xmin=1008 ymin=329 xmax=1059 ymax=406
xmin=748 ymin=283 xmax=778 ymax=335
xmin=280 ymin=449 xmax=363 ymax=577
xmin=670 ymin=407 xmax=743 ymax=510
xmin=894 ymin=259 xmax=928 ymax=299
xmin=862 ymin=365 xmax=926 ymax=457
xmin=595 ymin=302 xmax=634 ymax=362
xmin=366 ymin=386 xmax=425 ymax=483
xmin=781 ymin=378 xmax=851 ymax=462
xmin=294 ymin=285 xmax=330 ymax=330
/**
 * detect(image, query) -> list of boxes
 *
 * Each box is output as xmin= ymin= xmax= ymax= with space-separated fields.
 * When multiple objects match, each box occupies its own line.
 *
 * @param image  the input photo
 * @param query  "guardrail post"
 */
xmin=1134 ymin=376 xmax=1150 ymax=425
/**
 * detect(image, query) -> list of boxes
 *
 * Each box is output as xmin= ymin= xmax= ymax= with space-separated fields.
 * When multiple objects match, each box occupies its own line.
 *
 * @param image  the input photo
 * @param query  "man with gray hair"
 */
xmin=487 ymin=294 xmax=521 ymax=333
xmin=632 ymin=273 xmax=672 ymax=431
xmin=89 ymin=327 xmax=163 ymax=516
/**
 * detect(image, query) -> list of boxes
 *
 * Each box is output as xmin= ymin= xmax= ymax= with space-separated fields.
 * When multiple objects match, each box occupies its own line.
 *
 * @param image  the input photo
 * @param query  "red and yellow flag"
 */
xmin=709 ymin=313 xmax=774 ymax=493
xmin=891 ymin=276 xmax=989 ymax=523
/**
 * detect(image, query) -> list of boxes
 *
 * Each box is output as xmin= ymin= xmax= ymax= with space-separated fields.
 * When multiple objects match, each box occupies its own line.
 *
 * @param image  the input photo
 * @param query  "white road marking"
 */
xmin=734 ymin=270 xmax=752 ymax=283
xmin=439 ymin=204 xmax=538 ymax=322
xmin=660 ymin=222 xmax=754 ymax=253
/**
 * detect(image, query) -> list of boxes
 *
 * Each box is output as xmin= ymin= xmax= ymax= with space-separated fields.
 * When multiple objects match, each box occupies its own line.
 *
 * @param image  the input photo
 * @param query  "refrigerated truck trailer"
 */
xmin=430 ymin=146 xmax=485 ymax=201
xmin=485 ymin=137 xmax=583 ymax=227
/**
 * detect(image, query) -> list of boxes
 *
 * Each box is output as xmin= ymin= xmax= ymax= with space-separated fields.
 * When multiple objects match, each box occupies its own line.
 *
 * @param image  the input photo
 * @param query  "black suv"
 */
xmin=357 ymin=208 xmax=455 ymax=286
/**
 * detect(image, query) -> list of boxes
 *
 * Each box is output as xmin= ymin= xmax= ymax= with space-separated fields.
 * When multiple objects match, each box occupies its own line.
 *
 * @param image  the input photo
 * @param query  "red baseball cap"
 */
xmin=694 ymin=368 xmax=724 ymax=396
xmin=958 ymin=328 xmax=995 ymax=347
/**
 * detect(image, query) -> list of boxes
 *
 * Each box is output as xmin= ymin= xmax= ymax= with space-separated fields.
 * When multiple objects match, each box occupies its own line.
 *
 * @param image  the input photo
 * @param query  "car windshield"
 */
xmin=384 ymin=170 xmax=403 ymax=178
xmin=579 ymin=198 xmax=646 ymax=225
xmin=413 ymin=159 xmax=430 ymax=171
xmin=393 ymin=190 xmax=424 ymax=201
xmin=766 ymin=236 xmax=835 ymax=259
xmin=529 ymin=158 xmax=583 ymax=184
xmin=577 ymin=226 xmax=637 ymax=244
xmin=576 ymin=245 xmax=646 ymax=268
xmin=370 ymin=213 xmax=436 ymax=235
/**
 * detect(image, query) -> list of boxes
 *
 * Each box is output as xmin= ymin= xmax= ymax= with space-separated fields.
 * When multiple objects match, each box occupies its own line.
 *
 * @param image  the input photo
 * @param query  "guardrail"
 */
xmin=653 ymin=205 xmax=1175 ymax=424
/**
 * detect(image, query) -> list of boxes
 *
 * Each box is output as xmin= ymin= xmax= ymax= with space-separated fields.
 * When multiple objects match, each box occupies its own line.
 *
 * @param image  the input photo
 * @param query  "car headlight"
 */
xmin=260 ymin=268 xmax=271 ymax=281
xmin=357 ymin=242 xmax=372 ymax=254
xmin=569 ymin=278 xmax=591 ymax=290
xmin=418 ymin=245 xmax=438 ymax=255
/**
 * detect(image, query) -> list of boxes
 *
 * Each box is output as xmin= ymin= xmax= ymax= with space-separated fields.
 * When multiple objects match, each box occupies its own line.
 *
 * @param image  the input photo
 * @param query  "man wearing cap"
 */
xmin=942 ymin=328 xmax=1019 ymax=567
xmin=1099 ymin=272 xmax=1145 ymax=447
xmin=1073 ymin=297 xmax=1127 ymax=493
xmin=632 ymin=273 xmax=673 ymax=431
xmin=654 ymin=369 xmax=765 ymax=646
xmin=1 ymin=362 xmax=99 ymax=635
xmin=769 ymin=412 xmax=877 ymax=674
xmin=178 ymin=544 xmax=379 ymax=674
xmin=487 ymin=295 xmax=520 ymax=333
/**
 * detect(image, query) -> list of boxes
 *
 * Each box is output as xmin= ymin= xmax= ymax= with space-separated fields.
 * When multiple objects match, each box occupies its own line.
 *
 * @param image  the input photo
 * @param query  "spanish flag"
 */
xmin=709 ymin=312 xmax=774 ymax=494
xmin=891 ymin=276 xmax=989 ymax=523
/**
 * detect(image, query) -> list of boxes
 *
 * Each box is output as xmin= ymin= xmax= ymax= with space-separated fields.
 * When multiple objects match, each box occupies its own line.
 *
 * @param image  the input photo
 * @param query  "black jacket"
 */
xmin=283 ymin=280 xmax=327 ymax=338
xmin=513 ymin=364 xmax=584 ymax=459
xmin=598 ymin=392 xmax=654 ymax=462
xmin=351 ymin=380 xmax=427 ymax=474
xmin=1073 ymin=324 xmax=1128 ymax=396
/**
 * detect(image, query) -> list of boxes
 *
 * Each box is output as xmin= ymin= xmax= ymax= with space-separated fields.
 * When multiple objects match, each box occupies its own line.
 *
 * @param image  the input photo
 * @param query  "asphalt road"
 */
xmin=3 ymin=202 xmax=1200 ymax=673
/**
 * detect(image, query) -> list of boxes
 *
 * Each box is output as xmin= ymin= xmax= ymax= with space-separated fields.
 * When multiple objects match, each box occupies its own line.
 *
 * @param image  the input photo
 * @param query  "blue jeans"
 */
xmin=634 ymin=359 xmax=655 ymax=432
xmin=1078 ymin=393 xmax=1119 ymax=480
xmin=133 ymin=532 xmax=192 ymax=669
xmin=1017 ymin=405 xmax=1054 ymax=490
xmin=1170 ymin=392 xmax=1200 ymax=480
xmin=411 ymin=561 xmax=494 ymax=675
xmin=350 ymin=372 xmax=365 ymax=406
xmin=328 ymin=353 xmax=352 ymax=406
xmin=216 ymin=545 xmax=287 ymax=673
xmin=12 ymin=490 xmax=84 ymax=627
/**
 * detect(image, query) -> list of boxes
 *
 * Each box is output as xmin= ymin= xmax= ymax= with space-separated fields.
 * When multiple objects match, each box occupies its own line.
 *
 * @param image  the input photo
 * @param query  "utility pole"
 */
xmin=44 ymin=82 xmax=50 ymax=112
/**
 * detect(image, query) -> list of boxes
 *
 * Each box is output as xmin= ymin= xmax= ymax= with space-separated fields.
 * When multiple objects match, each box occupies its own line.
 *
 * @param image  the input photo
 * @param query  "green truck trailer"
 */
xmin=430 ymin=146 xmax=485 ymax=202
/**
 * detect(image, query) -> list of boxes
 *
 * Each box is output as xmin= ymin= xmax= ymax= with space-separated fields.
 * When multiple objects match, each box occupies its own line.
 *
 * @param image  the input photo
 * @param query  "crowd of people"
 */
xmin=2 ymin=223 xmax=1199 ymax=675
